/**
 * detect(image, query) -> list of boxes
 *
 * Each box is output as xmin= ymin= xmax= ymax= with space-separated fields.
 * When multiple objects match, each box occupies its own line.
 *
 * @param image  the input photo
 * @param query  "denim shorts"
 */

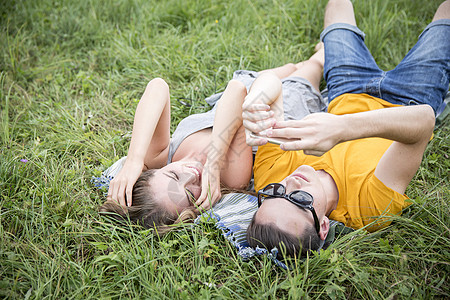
xmin=320 ymin=20 xmax=450 ymax=114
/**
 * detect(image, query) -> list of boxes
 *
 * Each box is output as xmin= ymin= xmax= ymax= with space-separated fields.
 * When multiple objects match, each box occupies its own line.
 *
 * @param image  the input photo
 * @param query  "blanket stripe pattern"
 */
xmin=92 ymin=157 xmax=349 ymax=269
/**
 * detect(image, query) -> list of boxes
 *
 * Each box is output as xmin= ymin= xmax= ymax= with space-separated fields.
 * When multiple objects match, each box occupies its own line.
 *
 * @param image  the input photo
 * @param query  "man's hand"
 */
xmin=268 ymin=113 xmax=344 ymax=156
xmin=195 ymin=160 xmax=221 ymax=211
xmin=107 ymin=158 xmax=144 ymax=207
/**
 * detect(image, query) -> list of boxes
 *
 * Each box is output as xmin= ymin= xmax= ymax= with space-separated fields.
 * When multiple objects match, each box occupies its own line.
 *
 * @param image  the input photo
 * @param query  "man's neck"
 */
xmin=318 ymin=170 xmax=339 ymax=215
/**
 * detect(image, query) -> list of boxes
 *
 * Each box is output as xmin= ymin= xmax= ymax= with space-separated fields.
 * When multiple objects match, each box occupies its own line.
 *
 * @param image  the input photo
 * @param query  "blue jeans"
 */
xmin=320 ymin=20 xmax=450 ymax=115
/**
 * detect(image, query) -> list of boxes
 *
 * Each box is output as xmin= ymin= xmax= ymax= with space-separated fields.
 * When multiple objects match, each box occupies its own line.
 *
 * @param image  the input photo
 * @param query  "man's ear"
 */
xmin=319 ymin=216 xmax=330 ymax=241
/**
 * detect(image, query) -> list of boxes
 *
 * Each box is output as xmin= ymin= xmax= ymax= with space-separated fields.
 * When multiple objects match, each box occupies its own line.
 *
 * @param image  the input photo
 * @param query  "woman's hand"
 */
xmin=195 ymin=160 xmax=221 ymax=211
xmin=107 ymin=158 xmax=145 ymax=207
xmin=268 ymin=113 xmax=344 ymax=156
xmin=242 ymin=101 xmax=275 ymax=146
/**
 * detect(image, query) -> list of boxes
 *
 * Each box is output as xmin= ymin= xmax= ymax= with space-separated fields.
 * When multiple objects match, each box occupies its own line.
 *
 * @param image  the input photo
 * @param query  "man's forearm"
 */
xmin=341 ymin=104 xmax=435 ymax=145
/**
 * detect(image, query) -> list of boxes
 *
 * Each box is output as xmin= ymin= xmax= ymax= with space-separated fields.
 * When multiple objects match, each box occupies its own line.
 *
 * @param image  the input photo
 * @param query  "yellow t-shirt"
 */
xmin=253 ymin=93 xmax=411 ymax=232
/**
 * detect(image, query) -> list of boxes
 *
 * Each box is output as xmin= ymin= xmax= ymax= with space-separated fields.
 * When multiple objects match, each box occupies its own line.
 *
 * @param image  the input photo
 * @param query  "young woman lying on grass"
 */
xmin=100 ymin=45 xmax=326 ymax=234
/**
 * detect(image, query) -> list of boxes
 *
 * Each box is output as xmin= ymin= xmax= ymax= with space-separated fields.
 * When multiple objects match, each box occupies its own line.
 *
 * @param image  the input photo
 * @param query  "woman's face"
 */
xmin=149 ymin=161 xmax=203 ymax=214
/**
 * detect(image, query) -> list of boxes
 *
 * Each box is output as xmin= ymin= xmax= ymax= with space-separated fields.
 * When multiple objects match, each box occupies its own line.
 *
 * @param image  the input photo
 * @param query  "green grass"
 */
xmin=1 ymin=0 xmax=448 ymax=298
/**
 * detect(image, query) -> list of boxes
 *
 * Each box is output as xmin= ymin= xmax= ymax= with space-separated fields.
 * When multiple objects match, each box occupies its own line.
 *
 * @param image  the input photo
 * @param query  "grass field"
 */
xmin=1 ymin=0 xmax=449 ymax=298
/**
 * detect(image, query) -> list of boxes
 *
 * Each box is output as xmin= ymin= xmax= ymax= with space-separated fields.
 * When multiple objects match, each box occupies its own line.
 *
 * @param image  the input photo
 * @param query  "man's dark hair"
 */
xmin=246 ymin=214 xmax=321 ymax=259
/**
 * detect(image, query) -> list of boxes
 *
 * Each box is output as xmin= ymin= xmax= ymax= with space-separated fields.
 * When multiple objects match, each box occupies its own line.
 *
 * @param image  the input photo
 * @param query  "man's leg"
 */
xmin=281 ymin=44 xmax=327 ymax=122
xmin=258 ymin=64 xmax=297 ymax=79
xmin=434 ymin=0 xmax=450 ymax=117
xmin=289 ymin=43 xmax=325 ymax=93
xmin=380 ymin=1 xmax=450 ymax=114
xmin=433 ymin=0 xmax=450 ymax=22
xmin=320 ymin=0 xmax=383 ymax=102
xmin=265 ymin=44 xmax=325 ymax=119
xmin=324 ymin=0 xmax=356 ymax=28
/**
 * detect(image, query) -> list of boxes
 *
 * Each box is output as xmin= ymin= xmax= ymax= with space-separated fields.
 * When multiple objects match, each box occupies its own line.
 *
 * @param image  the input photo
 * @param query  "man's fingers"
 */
xmin=303 ymin=149 xmax=325 ymax=157
xmin=242 ymin=103 xmax=270 ymax=112
xmin=280 ymin=140 xmax=325 ymax=156
xmin=273 ymin=120 xmax=307 ymax=128
xmin=269 ymin=127 xmax=305 ymax=139
xmin=279 ymin=140 xmax=311 ymax=151
xmin=280 ymin=141 xmax=299 ymax=151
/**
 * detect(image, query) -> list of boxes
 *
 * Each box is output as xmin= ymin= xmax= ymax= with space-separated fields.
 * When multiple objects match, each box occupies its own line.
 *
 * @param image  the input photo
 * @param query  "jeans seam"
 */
xmin=378 ymin=72 xmax=387 ymax=100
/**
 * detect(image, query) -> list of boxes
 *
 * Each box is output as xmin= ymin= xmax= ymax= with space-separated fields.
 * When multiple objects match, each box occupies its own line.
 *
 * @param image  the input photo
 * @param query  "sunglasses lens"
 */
xmin=290 ymin=191 xmax=313 ymax=206
xmin=263 ymin=183 xmax=285 ymax=196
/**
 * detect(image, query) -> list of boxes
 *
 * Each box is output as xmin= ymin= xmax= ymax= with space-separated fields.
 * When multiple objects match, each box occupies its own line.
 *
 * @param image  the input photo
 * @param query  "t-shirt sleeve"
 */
xmin=356 ymin=172 xmax=411 ymax=232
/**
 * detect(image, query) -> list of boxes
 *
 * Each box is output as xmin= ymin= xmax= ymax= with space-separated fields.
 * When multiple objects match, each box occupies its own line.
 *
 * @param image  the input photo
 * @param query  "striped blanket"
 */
xmin=92 ymin=157 xmax=352 ymax=269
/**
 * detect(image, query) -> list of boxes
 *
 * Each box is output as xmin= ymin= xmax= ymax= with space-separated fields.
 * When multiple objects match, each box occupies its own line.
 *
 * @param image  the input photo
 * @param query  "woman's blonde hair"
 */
xmin=99 ymin=170 xmax=254 ymax=235
xmin=99 ymin=169 xmax=197 ymax=236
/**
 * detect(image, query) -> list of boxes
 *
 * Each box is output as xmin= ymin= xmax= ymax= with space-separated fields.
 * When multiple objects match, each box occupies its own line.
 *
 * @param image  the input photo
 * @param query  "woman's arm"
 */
xmin=241 ymin=72 xmax=284 ymax=146
xmin=127 ymin=78 xmax=171 ymax=169
xmin=107 ymin=78 xmax=171 ymax=206
xmin=197 ymin=72 xmax=287 ymax=210
xmin=195 ymin=79 xmax=248 ymax=210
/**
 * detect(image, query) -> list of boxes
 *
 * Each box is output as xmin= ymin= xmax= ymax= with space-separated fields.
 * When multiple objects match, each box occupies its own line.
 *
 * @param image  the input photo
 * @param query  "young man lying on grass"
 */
xmin=243 ymin=0 xmax=450 ymax=258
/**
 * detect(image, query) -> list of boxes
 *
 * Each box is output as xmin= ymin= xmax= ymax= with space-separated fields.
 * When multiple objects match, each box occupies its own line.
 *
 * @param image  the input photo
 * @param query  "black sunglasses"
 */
xmin=257 ymin=183 xmax=320 ymax=235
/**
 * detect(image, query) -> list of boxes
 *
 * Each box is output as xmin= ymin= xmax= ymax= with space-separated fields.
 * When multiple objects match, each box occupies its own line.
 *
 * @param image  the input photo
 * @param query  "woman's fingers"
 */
xmin=125 ymin=186 xmax=133 ymax=207
xmin=244 ymin=129 xmax=268 ymax=146
xmin=196 ymin=191 xmax=210 ymax=210
xmin=107 ymin=177 xmax=135 ymax=207
xmin=196 ymin=189 xmax=207 ymax=207
xmin=107 ymin=180 xmax=119 ymax=204
xmin=117 ymin=181 xmax=127 ymax=207
xmin=199 ymin=189 xmax=221 ymax=211
xmin=196 ymin=173 xmax=212 ymax=207
xmin=106 ymin=160 xmax=144 ymax=207
xmin=243 ymin=118 xmax=276 ymax=135
xmin=242 ymin=102 xmax=270 ymax=111
xmin=195 ymin=172 xmax=221 ymax=211
xmin=242 ymin=105 xmax=273 ymax=122
xmin=242 ymin=103 xmax=276 ymax=134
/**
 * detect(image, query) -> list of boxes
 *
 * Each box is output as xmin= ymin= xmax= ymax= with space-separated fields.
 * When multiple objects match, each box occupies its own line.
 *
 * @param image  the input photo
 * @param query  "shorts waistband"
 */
xmin=418 ymin=18 xmax=450 ymax=39
xmin=320 ymin=23 xmax=366 ymax=42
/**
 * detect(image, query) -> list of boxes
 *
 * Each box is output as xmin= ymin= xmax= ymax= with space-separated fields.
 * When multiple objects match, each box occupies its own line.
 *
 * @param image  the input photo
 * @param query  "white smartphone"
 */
xmin=249 ymin=132 xmax=291 ymax=145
